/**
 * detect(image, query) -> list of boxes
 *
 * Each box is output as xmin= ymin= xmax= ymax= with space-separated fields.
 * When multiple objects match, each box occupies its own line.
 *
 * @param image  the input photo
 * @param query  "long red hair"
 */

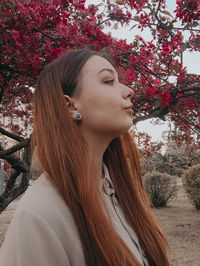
xmin=32 ymin=49 xmax=170 ymax=265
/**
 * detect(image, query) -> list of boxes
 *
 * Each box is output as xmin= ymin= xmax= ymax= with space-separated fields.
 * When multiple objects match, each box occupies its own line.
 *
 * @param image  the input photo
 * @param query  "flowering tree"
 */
xmin=0 ymin=0 xmax=200 ymax=211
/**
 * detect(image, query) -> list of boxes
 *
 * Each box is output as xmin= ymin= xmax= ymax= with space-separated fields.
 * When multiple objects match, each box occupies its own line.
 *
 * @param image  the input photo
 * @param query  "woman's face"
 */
xmin=73 ymin=55 xmax=134 ymax=138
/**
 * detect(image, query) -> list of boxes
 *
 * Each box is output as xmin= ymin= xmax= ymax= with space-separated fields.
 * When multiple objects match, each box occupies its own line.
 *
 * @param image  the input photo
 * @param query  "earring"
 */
xmin=75 ymin=113 xmax=82 ymax=121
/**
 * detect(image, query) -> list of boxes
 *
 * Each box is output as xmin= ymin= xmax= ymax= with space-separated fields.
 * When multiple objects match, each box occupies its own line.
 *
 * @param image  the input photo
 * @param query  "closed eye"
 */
xmin=104 ymin=80 xmax=114 ymax=85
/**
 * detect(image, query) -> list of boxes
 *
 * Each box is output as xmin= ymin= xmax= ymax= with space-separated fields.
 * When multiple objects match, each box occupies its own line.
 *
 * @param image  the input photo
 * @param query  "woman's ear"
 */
xmin=64 ymin=95 xmax=80 ymax=120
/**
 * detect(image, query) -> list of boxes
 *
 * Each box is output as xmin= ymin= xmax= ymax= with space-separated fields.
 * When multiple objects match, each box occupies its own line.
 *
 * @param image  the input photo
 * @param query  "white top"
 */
xmin=101 ymin=163 xmax=149 ymax=266
xmin=0 ymin=163 xmax=149 ymax=266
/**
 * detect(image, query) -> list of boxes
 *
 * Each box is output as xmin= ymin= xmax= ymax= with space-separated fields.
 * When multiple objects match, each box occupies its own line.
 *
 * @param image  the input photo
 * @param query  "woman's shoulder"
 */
xmin=15 ymin=173 xmax=73 ymax=224
xmin=1 ymin=173 xmax=85 ymax=266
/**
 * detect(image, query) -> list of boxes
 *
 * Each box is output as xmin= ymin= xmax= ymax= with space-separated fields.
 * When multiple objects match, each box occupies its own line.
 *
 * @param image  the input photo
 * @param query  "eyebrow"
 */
xmin=97 ymin=68 xmax=115 ymax=75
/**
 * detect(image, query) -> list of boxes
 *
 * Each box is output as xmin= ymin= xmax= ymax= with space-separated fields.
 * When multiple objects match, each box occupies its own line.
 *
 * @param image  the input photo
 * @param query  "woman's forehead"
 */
xmin=81 ymin=55 xmax=116 ymax=76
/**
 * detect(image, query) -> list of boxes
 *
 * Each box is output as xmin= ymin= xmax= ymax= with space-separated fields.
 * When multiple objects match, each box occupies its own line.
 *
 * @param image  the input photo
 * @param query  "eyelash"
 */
xmin=104 ymin=80 xmax=114 ymax=85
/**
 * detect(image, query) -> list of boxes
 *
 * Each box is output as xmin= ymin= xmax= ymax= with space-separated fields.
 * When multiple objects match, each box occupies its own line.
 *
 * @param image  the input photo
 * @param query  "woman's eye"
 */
xmin=104 ymin=80 xmax=114 ymax=85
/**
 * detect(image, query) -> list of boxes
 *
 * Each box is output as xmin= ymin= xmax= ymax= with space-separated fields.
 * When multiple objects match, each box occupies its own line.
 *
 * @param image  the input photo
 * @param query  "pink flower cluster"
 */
xmin=175 ymin=0 xmax=200 ymax=23
xmin=1 ymin=0 xmax=200 ymax=142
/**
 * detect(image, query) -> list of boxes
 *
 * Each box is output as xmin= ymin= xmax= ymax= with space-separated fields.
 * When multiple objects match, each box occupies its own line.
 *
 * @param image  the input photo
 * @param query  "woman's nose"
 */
xmin=122 ymin=85 xmax=134 ymax=99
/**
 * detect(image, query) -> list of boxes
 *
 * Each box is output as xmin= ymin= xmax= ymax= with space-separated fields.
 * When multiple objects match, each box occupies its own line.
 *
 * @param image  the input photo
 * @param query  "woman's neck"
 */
xmin=81 ymin=129 xmax=111 ymax=180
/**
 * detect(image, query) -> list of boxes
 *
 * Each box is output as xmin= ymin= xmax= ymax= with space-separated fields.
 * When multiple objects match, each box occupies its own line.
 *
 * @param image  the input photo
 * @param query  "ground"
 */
xmin=153 ymin=185 xmax=200 ymax=266
xmin=0 ymin=183 xmax=200 ymax=265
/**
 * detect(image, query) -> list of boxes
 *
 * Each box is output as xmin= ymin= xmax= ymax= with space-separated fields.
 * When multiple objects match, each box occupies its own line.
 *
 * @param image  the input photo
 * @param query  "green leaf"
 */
xmin=184 ymin=24 xmax=190 ymax=30
xmin=181 ymin=43 xmax=187 ymax=52
xmin=192 ymin=21 xmax=199 ymax=28
xmin=160 ymin=10 xmax=173 ymax=17
xmin=133 ymin=16 xmax=139 ymax=22
xmin=129 ymin=24 xmax=137 ymax=31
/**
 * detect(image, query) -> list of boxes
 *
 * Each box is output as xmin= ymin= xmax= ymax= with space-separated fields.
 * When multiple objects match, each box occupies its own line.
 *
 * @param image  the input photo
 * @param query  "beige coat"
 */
xmin=0 ymin=165 xmax=149 ymax=266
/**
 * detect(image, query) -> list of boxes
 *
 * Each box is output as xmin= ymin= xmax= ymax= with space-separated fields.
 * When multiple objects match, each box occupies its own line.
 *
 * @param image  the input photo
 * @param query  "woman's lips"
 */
xmin=125 ymin=108 xmax=134 ymax=115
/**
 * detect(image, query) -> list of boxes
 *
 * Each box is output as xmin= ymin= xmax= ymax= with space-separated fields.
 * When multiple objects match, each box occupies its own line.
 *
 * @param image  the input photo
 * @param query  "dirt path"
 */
xmin=0 ymin=199 xmax=19 ymax=245
xmin=0 ymin=185 xmax=200 ymax=265
xmin=153 ymin=186 xmax=200 ymax=266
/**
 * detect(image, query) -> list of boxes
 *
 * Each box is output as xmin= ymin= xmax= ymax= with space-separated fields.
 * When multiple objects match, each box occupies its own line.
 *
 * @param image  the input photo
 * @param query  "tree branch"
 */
xmin=0 ymin=127 xmax=24 ymax=142
xmin=0 ymin=145 xmax=29 ymax=172
xmin=33 ymin=28 xmax=81 ymax=41
xmin=0 ymin=169 xmax=28 ymax=212
xmin=0 ymin=64 xmax=15 ymax=73
xmin=155 ymin=0 xmax=162 ymax=18
xmin=0 ymin=143 xmax=31 ymax=212
xmin=180 ymin=86 xmax=200 ymax=93
xmin=145 ymin=22 xmax=200 ymax=32
xmin=132 ymin=108 xmax=166 ymax=124
xmin=0 ymin=138 xmax=30 ymax=157
xmin=96 ymin=18 xmax=110 ymax=27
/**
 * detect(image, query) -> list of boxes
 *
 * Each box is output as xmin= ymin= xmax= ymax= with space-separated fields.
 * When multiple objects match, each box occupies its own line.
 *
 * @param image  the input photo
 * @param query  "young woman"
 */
xmin=0 ymin=49 xmax=170 ymax=266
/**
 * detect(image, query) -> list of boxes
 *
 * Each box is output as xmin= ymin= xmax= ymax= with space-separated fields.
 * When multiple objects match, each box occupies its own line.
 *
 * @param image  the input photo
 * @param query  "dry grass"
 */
xmin=0 ymin=202 xmax=17 ymax=245
xmin=153 ymin=185 xmax=200 ymax=266
xmin=0 ymin=184 xmax=200 ymax=265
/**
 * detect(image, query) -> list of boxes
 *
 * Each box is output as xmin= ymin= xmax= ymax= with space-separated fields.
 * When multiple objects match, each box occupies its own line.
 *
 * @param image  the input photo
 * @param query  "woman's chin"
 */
xmin=125 ymin=117 xmax=133 ymax=130
xmin=117 ymin=120 xmax=133 ymax=136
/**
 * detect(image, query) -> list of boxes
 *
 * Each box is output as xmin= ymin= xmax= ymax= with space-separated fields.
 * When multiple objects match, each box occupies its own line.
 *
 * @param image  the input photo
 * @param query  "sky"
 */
xmin=86 ymin=0 xmax=200 ymax=142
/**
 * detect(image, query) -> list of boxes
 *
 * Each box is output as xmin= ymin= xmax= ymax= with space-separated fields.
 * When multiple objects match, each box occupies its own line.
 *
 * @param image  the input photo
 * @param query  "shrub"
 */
xmin=174 ymin=168 xmax=185 ymax=178
xmin=182 ymin=164 xmax=200 ymax=210
xmin=144 ymin=171 xmax=178 ymax=207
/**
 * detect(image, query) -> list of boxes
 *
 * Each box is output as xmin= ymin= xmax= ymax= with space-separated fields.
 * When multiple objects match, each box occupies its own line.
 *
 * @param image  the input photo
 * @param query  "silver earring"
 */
xmin=75 ymin=113 xmax=81 ymax=121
